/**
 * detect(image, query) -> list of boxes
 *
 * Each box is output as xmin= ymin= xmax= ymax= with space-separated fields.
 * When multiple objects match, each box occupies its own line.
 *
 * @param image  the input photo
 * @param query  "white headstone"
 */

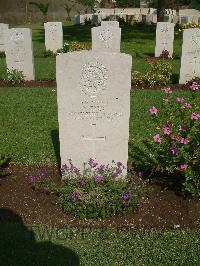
xmin=44 ymin=22 xmax=63 ymax=53
xmin=155 ymin=22 xmax=175 ymax=58
xmin=5 ymin=28 xmax=35 ymax=80
xmin=92 ymin=26 xmax=121 ymax=52
xmin=56 ymin=51 xmax=132 ymax=174
xmin=0 ymin=23 xmax=9 ymax=52
xmin=101 ymin=21 xmax=119 ymax=27
xmin=179 ymin=28 xmax=200 ymax=84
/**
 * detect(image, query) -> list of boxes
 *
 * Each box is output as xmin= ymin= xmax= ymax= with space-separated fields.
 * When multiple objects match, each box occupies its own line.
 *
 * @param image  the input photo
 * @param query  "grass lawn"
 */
xmin=1 ymin=222 xmax=200 ymax=265
xmin=0 ymin=22 xmax=183 ymax=83
xmin=0 ymin=88 xmax=199 ymax=164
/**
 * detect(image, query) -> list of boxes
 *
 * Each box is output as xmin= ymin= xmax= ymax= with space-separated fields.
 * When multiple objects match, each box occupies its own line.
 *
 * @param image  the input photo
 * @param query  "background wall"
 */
xmin=0 ymin=0 xmax=84 ymax=23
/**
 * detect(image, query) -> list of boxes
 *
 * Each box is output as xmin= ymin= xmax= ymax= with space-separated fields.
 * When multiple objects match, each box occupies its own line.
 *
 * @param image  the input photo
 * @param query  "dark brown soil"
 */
xmin=1 ymin=164 xmax=200 ymax=229
xmin=0 ymin=80 xmax=191 ymax=90
xmin=0 ymin=80 xmax=56 ymax=88
xmin=132 ymin=83 xmax=189 ymax=90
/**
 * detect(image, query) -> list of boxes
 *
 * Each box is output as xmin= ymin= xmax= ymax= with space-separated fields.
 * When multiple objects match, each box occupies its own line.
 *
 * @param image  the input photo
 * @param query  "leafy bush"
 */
xmin=132 ymin=58 xmax=172 ymax=86
xmin=137 ymin=83 xmax=200 ymax=195
xmin=43 ymin=50 xmax=56 ymax=57
xmin=57 ymin=159 xmax=145 ymax=219
xmin=27 ymin=170 xmax=57 ymax=194
xmin=6 ymin=68 xmax=25 ymax=85
xmin=84 ymin=17 xmax=92 ymax=25
xmin=0 ymin=51 xmax=5 ymax=58
xmin=159 ymin=50 xmax=170 ymax=59
xmin=58 ymin=41 xmax=90 ymax=53
xmin=177 ymin=23 xmax=200 ymax=35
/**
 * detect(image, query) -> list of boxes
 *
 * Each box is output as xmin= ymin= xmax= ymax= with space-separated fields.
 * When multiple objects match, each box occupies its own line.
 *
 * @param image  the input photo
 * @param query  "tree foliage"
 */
xmin=29 ymin=1 xmax=50 ymax=21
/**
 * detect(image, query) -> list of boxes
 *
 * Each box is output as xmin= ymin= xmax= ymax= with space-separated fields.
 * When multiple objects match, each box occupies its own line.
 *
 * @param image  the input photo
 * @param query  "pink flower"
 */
xmin=177 ymin=97 xmax=185 ymax=102
xmin=191 ymin=113 xmax=200 ymax=120
xmin=149 ymin=106 xmax=158 ymax=115
xmin=190 ymin=82 xmax=200 ymax=91
xmin=180 ymin=138 xmax=190 ymax=144
xmin=163 ymin=127 xmax=171 ymax=135
xmin=172 ymin=135 xmax=181 ymax=142
xmin=181 ymin=103 xmax=192 ymax=109
xmin=179 ymin=163 xmax=188 ymax=170
xmin=153 ymin=134 xmax=162 ymax=143
xmin=179 ymin=124 xmax=187 ymax=131
xmin=162 ymin=87 xmax=172 ymax=94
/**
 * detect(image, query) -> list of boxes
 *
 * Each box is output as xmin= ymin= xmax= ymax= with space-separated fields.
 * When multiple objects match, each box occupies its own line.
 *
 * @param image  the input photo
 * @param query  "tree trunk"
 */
xmin=157 ymin=0 xmax=165 ymax=22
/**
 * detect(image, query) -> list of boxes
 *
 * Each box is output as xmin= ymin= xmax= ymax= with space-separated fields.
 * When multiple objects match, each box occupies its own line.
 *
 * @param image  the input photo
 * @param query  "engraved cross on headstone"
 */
xmin=81 ymin=123 xmax=106 ymax=158
xmin=190 ymin=54 xmax=200 ymax=76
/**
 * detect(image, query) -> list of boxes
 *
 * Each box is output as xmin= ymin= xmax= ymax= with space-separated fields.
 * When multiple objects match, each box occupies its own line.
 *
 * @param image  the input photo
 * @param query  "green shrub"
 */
xmin=57 ymin=159 xmax=145 ymax=219
xmin=27 ymin=170 xmax=57 ymax=194
xmin=6 ymin=68 xmax=25 ymax=85
xmin=0 ymin=51 xmax=5 ymax=58
xmin=132 ymin=58 xmax=172 ymax=86
xmin=134 ymin=83 xmax=200 ymax=196
xmin=58 ymin=41 xmax=90 ymax=53
xmin=43 ymin=50 xmax=56 ymax=57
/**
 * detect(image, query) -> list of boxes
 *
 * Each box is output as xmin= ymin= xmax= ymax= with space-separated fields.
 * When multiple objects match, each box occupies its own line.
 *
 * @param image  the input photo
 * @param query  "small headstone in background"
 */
xmin=44 ymin=22 xmax=63 ymax=53
xmin=56 ymin=51 xmax=132 ymax=175
xmin=155 ymin=22 xmax=175 ymax=58
xmin=179 ymin=16 xmax=188 ymax=25
xmin=101 ymin=21 xmax=119 ymax=27
xmin=5 ymin=28 xmax=35 ymax=80
xmin=92 ymin=26 xmax=121 ymax=52
xmin=0 ymin=23 xmax=9 ymax=52
xmin=179 ymin=28 xmax=200 ymax=84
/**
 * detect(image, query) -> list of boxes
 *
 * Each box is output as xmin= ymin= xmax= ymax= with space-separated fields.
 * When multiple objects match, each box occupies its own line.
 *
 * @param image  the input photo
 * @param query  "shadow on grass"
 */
xmin=63 ymin=24 xmax=92 ymax=42
xmin=51 ymin=129 xmax=61 ymax=168
xmin=0 ymin=208 xmax=80 ymax=266
xmin=171 ymin=73 xmax=179 ymax=84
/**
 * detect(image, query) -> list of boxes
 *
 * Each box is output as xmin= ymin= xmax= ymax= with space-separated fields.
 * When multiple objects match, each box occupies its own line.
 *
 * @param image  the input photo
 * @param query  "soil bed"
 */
xmin=1 ymin=164 xmax=200 ymax=229
xmin=0 ymin=80 xmax=56 ymax=88
xmin=0 ymin=80 xmax=190 ymax=90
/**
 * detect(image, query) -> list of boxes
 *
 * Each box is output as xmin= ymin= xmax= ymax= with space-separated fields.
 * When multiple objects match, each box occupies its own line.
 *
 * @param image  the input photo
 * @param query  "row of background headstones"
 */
xmin=0 ymin=22 xmax=199 ymax=84
xmin=76 ymin=13 xmax=200 ymax=26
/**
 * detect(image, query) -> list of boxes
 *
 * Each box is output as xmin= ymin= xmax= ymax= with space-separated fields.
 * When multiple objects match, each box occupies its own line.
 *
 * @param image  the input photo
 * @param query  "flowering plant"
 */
xmin=132 ymin=58 xmax=172 ymax=86
xmin=177 ymin=23 xmax=200 ymax=35
xmin=27 ymin=170 xmax=56 ymax=193
xmin=58 ymin=159 xmax=145 ymax=219
xmin=57 ymin=41 xmax=90 ymax=53
xmin=148 ymin=83 xmax=200 ymax=195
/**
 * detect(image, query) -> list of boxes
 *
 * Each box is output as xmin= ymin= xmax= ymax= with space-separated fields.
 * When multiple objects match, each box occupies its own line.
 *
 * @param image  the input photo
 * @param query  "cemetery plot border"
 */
xmin=1 ymin=164 xmax=200 ymax=229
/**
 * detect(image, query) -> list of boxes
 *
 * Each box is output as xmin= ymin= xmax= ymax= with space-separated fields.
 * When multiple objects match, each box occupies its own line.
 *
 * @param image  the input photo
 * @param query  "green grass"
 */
xmin=0 ymin=88 xmax=199 ymax=164
xmin=0 ymin=23 xmax=183 ymax=83
xmin=1 ymin=222 xmax=200 ymax=265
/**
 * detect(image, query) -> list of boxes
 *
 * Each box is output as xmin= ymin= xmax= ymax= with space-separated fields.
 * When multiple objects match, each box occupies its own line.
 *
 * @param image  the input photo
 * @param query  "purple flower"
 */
xmin=71 ymin=191 xmax=78 ymax=202
xmin=68 ymin=160 xmax=80 ymax=175
xmin=79 ymin=179 xmax=85 ymax=186
xmin=122 ymin=193 xmax=129 ymax=200
xmin=179 ymin=124 xmax=187 ymax=131
xmin=61 ymin=164 xmax=69 ymax=173
xmin=170 ymin=146 xmax=179 ymax=155
xmin=38 ymin=170 xmax=46 ymax=177
xmin=137 ymin=171 xmax=144 ymax=178
xmin=95 ymin=174 xmax=103 ymax=183
xmin=99 ymin=164 xmax=106 ymax=170
xmin=28 ymin=175 xmax=36 ymax=184
xmin=117 ymin=161 xmax=123 ymax=168
xmin=88 ymin=158 xmax=98 ymax=168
